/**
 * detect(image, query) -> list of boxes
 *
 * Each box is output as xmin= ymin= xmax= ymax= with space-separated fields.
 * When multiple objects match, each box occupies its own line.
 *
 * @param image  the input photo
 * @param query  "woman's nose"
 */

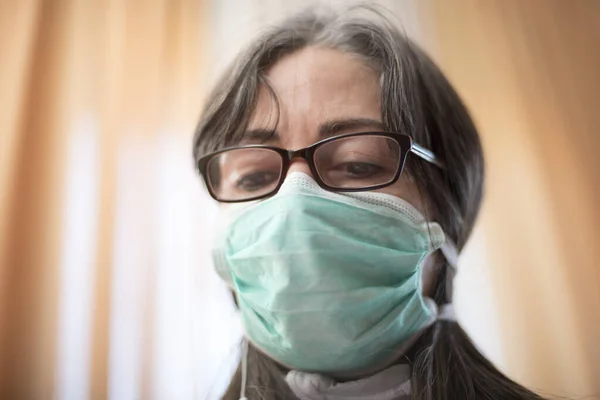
xmin=286 ymin=159 xmax=313 ymax=178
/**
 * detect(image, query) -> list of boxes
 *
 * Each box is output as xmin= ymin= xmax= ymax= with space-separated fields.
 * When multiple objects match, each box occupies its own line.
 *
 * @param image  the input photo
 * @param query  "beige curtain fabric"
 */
xmin=423 ymin=0 xmax=600 ymax=397
xmin=0 ymin=1 xmax=206 ymax=398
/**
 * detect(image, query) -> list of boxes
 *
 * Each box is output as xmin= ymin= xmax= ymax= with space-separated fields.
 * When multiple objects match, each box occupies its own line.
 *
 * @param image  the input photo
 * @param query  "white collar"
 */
xmin=285 ymin=364 xmax=411 ymax=400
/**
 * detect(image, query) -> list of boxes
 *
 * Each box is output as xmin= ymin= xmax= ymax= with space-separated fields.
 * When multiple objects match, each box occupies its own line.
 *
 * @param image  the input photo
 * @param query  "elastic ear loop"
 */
xmin=240 ymin=338 xmax=249 ymax=400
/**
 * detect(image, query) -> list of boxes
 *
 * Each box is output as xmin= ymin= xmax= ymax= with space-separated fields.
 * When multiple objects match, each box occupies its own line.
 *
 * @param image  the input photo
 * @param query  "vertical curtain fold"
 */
xmin=0 ymin=1 xmax=206 ymax=398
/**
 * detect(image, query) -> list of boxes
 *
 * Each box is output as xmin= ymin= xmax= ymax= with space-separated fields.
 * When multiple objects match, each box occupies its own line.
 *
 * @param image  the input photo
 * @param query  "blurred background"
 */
xmin=1 ymin=0 xmax=599 ymax=399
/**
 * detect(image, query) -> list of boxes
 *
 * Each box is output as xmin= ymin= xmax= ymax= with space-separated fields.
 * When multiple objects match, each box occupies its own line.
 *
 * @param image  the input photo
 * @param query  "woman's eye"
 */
xmin=341 ymin=162 xmax=383 ymax=177
xmin=236 ymin=171 xmax=279 ymax=192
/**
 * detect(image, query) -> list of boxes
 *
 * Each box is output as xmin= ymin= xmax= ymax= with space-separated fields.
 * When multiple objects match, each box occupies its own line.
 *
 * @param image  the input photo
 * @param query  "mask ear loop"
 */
xmin=239 ymin=338 xmax=249 ymax=400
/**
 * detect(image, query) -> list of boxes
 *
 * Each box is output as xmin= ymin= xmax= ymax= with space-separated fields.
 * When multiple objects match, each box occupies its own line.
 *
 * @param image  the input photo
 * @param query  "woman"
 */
xmin=193 ymin=4 xmax=545 ymax=400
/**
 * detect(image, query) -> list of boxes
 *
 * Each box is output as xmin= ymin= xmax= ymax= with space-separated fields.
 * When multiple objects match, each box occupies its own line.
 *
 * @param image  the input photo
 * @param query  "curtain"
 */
xmin=423 ymin=0 xmax=600 ymax=397
xmin=0 ymin=1 xmax=212 ymax=398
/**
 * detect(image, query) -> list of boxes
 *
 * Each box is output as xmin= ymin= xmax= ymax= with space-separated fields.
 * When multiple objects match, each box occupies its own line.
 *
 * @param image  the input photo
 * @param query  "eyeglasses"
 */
xmin=197 ymin=131 xmax=443 ymax=203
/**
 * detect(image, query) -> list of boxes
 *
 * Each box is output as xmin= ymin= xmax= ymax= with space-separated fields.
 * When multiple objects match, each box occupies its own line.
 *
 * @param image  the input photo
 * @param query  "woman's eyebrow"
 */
xmin=242 ymin=128 xmax=279 ymax=143
xmin=242 ymin=118 xmax=385 ymax=144
xmin=318 ymin=118 xmax=385 ymax=138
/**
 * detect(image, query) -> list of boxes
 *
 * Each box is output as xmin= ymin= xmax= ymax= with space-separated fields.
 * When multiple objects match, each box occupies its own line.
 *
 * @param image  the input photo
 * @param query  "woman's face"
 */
xmin=246 ymin=46 xmax=427 ymax=214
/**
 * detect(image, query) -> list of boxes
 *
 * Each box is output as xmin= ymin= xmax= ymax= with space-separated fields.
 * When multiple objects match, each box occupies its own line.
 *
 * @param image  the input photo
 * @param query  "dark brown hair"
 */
xmin=193 ymin=4 xmax=545 ymax=400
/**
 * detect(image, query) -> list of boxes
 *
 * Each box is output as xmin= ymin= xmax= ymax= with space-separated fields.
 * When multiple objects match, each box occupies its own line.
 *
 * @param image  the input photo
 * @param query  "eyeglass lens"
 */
xmin=206 ymin=134 xmax=402 ymax=201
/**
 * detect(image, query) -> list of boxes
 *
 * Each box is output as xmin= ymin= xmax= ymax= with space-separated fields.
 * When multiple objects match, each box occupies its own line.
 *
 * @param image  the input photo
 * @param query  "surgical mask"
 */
xmin=213 ymin=172 xmax=457 ymax=376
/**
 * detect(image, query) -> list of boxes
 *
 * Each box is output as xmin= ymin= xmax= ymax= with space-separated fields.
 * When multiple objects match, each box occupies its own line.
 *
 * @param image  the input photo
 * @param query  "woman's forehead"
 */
xmin=248 ymin=47 xmax=382 ymax=146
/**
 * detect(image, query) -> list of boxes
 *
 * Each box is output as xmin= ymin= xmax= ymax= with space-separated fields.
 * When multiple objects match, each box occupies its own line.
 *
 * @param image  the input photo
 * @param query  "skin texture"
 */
xmin=246 ymin=46 xmax=439 ymax=296
xmin=248 ymin=46 xmax=426 ymax=210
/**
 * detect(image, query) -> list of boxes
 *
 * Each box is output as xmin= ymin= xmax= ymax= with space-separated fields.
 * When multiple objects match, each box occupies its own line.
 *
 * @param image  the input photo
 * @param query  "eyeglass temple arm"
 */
xmin=411 ymin=143 xmax=445 ymax=169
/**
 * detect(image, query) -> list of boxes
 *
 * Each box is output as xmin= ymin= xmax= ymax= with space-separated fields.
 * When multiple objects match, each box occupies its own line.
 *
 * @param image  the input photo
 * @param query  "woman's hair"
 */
xmin=193 ymin=4 xmax=544 ymax=400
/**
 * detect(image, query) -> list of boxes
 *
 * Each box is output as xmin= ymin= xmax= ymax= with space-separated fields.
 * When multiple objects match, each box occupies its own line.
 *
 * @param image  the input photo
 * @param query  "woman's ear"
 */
xmin=421 ymin=251 xmax=443 ymax=298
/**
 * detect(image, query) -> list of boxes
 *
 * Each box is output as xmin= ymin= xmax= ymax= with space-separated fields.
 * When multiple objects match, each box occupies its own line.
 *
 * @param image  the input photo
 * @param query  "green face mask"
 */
xmin=213 ymin=172 xmax=456 ymax=376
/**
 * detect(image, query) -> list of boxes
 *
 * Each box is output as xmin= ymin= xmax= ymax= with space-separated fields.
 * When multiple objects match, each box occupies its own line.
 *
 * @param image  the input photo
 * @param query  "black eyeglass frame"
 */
xmin=196 ymin=131 xmax=443 ymax=203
